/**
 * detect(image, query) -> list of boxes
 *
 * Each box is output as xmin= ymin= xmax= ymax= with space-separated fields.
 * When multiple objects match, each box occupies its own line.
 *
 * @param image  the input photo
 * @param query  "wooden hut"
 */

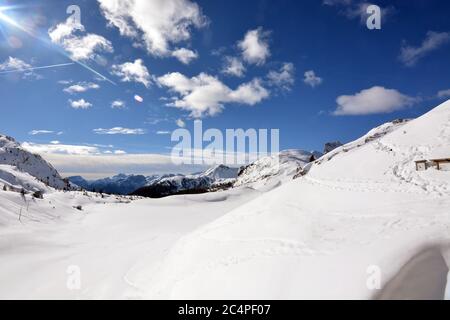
xmin=415 ymin=158 xmax=450 ymax=171
xmin=429 ymin=158 xmax=450 ymax=171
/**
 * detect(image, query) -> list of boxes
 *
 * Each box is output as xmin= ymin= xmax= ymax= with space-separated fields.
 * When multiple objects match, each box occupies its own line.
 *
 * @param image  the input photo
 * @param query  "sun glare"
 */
xmin=0 ymin=7 xmax=32 ymax=36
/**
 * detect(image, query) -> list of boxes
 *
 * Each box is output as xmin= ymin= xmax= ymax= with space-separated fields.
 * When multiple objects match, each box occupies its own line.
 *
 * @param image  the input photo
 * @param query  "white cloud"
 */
xmin=48 ymin=14 xmax=84 ymax=43
xmin=156 ymin=131 xmax=171 ymax=135
xmin=0 ymin=56 xmax=39 ymax=79
xmin=22 ymin=142 xmax=100 ymax=155
xmin=267 ymin=63 xmax=295 ymax=91
xmin=303 ymin=70 xmax=323 ymax=88
xmin=228 ymin=79 xmax=270 ymax=105
xmin=63 ymin=82 xmax=100 ymax=94
xmin=69 ymin=99 xmax=93 ymax=109
xmin=176 ymin=119 xmax=186 ymax=128
xmin=0 ymin=56 xmax=31 ymax=70
xmin=437 ymin=89 xmax=450 ymax=99
xmin=222 ymin=56 xmax=246 ymax=77
xmin=333 ymin=86 xmax=416 ymax=116
xmin=36 ymin=152 xmax=208 ymax=180
xmin=50 ymin=140 xmax=60 ymax=145
xmin=48 ymin=16 xmax=113 ymax=61
xmin=29 ymin=130 xmax=54 ymax=135
xmin=172 ymin=48 xmax=198 ymax=64
xmin=25 ymin=144 xmax=259 ymax=179
xmin=111 ymin=59 xmax=151 ymax=87
xmin=97 ymin=0 xmax=207 ymax=58
xmin=111 ymin=100 xmax=126 ymax=109
xmin=238 ymin=27 xmax=270 ymax=65
xmin=400 ymin=31 xmax=450 ymax=67
xmin=62 ymin=34 xmax=113 ymax=61
xmin=158 ymin=72 xmax=269 ymax=117
xmin=93 ymin=127 xmax=146 ymax=135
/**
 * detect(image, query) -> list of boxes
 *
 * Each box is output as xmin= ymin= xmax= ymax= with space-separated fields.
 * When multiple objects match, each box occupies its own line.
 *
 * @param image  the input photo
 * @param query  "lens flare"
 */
xmin=0 ymin=6 xmax=116 ymax=85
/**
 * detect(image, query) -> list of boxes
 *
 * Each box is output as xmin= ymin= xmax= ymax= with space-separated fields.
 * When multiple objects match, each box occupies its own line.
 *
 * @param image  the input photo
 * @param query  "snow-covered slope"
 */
xmin=0 ymin=185 xmax=261 ymax=299
xmin=137 ymin=100 xmax=450 ymax=299
xmin=0 ymin=135 xmax=68 ymax=190
xmin=202 ymin=164 xmax=240 ymax=181
xmin=0 ymin=164 xmax=50 ymax=193
xmin=234 ymin=149 xmax=321 ymax=190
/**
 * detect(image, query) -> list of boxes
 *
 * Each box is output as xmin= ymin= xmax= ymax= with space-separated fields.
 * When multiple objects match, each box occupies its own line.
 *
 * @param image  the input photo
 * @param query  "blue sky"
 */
xmin=0 ymin=0 xmax=449 ymax=177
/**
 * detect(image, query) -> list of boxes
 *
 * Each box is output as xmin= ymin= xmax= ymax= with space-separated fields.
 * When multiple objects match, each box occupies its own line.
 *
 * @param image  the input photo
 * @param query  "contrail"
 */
xmin=0 ymin=10 xmax=116 ymax=85
xmin=72 ymin=59 xmax=116 ymax=85
xmin=0 ymin=62 xmax=75 ymax=74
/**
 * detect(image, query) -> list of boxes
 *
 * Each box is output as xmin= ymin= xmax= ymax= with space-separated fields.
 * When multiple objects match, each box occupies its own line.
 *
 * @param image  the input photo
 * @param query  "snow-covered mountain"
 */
xmin=0 ymin=134 xmax=68 ymax=190
xmin=132 ymin=165 xmax=239 ymax=198
xmin=69 ymin=165 xmax=240 ymax=197
xmin=202 ymin=164 xmax=240 ymax=181
xmin=70 ymin=149 xmax=321 ymax=197
xmin=68 ymin=173 xmax=161 ymax=195
xmin=139 ymin=100 xmax=450 ymax=299
xmin=234 ymin=149 xmax=322 ymax=190
xmin=132 ymin=152 xmax=321 ymax=198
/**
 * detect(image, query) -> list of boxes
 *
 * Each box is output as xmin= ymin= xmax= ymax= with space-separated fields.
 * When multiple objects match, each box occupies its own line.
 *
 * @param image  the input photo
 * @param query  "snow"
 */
xmin=134 ymin=100 xmax=450 ymax=299
xmin=0 ymin=187 xmax=261 ymax=299
xmin=0 ymin=135 xmax=68 ymax=190
xmin=69 ymin=166 xmax=239 ymax=196
xmin=234 ymin=149 xmax=319 ymax=190
xmin=0 ymin=100 xmax=449 ymax=299
xmin=0 ymin=165 xmax=50 ymax=193
xmin=155 ymin=165 xmax=239 ymax=188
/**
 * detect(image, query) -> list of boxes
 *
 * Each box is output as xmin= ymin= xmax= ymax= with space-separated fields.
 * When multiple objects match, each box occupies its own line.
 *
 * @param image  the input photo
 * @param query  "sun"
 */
xmin=0 ymin=4 xmax=37 ymax=38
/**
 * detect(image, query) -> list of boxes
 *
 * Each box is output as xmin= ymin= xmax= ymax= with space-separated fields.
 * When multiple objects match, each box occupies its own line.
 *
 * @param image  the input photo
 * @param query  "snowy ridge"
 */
xmin=202 ymin=164 xmax=240 ymax=181
xmin=0 ymin=134 xmax=68 ymax=190
xmin=234 ymin=149 xmax=321 ymax=190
